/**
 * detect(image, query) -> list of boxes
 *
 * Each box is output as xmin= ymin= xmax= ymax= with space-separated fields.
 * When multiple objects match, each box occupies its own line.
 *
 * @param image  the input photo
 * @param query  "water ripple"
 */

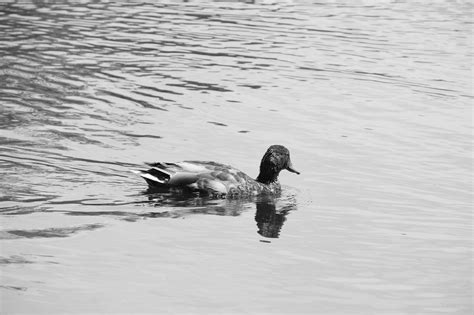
xmin=0 ymin=2 xmax=471 ymax=311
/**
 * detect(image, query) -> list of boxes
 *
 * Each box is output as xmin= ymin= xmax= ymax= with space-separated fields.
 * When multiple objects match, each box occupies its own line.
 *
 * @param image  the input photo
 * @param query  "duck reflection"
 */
xmin=144 ymin=188 xmax=252 ymax=217
xmin=144 ymin=188 xmax=297 ymax=238
xmin=255 ymin=195 xmax=297 ymax=238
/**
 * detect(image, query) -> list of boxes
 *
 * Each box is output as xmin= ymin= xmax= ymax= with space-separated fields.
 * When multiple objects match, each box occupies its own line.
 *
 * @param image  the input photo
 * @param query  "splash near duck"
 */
xmin=132 ymin=145 xmax=299 ymax=197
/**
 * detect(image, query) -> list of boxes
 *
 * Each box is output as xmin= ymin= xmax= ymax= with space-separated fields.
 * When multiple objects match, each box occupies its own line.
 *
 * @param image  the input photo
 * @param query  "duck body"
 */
xmin=133 ymin=145 xmax=299 ymax=197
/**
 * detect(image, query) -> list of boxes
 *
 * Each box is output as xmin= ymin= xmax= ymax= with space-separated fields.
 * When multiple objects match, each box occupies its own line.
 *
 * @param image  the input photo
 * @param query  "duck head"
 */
xmin=256 ymin=145 xmax=300 ymax=184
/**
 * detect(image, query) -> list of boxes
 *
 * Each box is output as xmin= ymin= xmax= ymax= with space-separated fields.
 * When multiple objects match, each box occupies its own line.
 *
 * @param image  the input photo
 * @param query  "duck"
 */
xmin=132 ymin=145 xmax=299 ymax=197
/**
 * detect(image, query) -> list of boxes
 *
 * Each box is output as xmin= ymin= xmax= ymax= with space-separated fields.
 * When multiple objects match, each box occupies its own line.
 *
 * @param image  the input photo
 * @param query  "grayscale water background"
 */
xmin=0 ymin=0 xmax=472 ymax=314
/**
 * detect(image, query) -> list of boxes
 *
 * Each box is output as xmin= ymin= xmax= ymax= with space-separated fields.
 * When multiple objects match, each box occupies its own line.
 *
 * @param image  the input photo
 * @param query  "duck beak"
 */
xmin=286 ymin=162 xmax=300 ymax=175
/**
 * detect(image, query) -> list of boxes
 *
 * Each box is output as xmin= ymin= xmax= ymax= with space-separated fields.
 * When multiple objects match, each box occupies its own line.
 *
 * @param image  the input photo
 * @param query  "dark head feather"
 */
xmin=256 ymin=145 xmax=299 ymax=184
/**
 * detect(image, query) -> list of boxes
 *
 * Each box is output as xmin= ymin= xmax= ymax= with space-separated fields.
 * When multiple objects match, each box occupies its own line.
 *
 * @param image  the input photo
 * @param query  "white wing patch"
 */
xmin=177 ymin=162 xmax=210 ymax=173
xmin=196 ymin=179 xmax=227 ymax=194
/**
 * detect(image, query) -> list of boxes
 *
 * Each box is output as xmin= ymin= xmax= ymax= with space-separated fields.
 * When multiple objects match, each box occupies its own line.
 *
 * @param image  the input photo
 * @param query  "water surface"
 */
xmin=0 ymin=0 xmax=472 ymax=314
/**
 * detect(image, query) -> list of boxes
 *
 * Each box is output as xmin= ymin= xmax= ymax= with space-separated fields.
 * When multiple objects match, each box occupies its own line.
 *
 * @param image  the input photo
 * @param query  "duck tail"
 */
xmin=130 ymin=166 xmax=172 ymax=185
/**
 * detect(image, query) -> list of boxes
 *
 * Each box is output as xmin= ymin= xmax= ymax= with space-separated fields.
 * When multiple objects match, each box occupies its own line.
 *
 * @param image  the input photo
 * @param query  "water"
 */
xmin=0 ymin=0 xmax=472 ymax=314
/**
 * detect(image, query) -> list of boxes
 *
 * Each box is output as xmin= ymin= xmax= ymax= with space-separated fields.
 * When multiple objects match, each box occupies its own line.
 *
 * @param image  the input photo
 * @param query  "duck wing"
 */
xmin=133 ymin=161 xmax=251 ymax=195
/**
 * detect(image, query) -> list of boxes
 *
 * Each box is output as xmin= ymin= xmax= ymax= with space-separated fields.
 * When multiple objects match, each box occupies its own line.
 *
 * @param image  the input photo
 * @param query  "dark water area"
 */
xmin=0 ymin=0 xmax=472 ymax=314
